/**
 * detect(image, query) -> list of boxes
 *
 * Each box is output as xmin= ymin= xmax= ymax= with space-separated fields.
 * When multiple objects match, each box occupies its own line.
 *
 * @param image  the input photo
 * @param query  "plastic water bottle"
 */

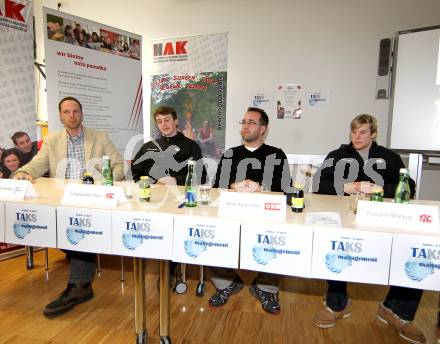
xmin=139 ymin=176 xmax=150 ymax=202
xmin=102 ymin=156 xmax=113 ymax=186
xmin=394 ymin=168 xmax=410 ymax=203
xmin=184 ymin=159 xmax=197 ymax=207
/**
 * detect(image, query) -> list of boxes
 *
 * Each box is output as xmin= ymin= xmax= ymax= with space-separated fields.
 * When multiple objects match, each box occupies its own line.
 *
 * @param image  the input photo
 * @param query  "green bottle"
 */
xmin=184 ymin=159 xmax=197 ymax=207
xmin=102 ymin=155 xmax=113 ymax=186
xmin=394 ymin=168 xmax=410 ymax=203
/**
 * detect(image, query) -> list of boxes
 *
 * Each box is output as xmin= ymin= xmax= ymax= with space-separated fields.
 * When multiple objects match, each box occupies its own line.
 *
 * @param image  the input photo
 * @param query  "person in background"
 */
xmin=74 ymin=28 xmax=87 ymax=47
xmin=63 ymin=25 xmax=77 ymax=45
xmin=91 ymin=32 xmax=100 ymax=43
xmin=1 ymin=148 xmax=21 ymax=178
xmin=313 ymin=114 xmax=425 ymax=344
xmin=208 ymin=107 xmax=292 ymax=314
xmin=14 ymin=96 xmax=124 ymax=319
xmin=197 ymin=120 xmax=217 ymax=158
xmin=11 ymin=131 xmax=38 ymax=166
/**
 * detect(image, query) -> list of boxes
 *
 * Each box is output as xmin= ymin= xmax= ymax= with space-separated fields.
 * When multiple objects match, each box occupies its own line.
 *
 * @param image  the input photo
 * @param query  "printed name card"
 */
xmin=5 ymin=203 xmax=57 ymax=248
xmin=172 ymin=215 xmax=240 ymax=268
xmin=389 ymin=233 xmax=440 ymax=292
xmin=356 ymin=201 xmax=439 ymax=233
xmin=61 ymin=183 xmax=127 ymax=208
xmin=57 ymin=206 xmax=112 ymax=254
xmin=311 ymin=226 xmax=393 ymax=285
xmin=0 ymin=202 xmax=4 ymax=242
xmin=111 ymin=210 xmax=173 ymax=259
xmin=0 ymin=179 xmax=37 ymax=201
xmin=240 ymin=222 xmax=313 ymax=278
xmin=218 ymin=191 xmax=286 ymax=221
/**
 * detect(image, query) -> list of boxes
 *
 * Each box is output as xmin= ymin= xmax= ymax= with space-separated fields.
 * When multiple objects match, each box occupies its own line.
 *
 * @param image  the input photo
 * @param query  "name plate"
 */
xmin=389 ymin=233 xmax=440 ymax=292
xmin=5 ymin=203 xmax=57 ymax=248
xmin=240 ymin=222 xmax=313 ymax=278
xmin=356 ymin=200 xmax=439 ymax=232
xmin=0 ymin=202 xmax=4 ymax=242
xmin=111 ymin=210 xmax=173 ymax=259
xmin=218 ymin=191 xmax=286 ymax=221
xmin=61 ymin=183 xmax=126 ymax=208
xmin=311 ymin=226 xmax=393 ymax=285
xmin=0 ymin=179 xmax=37 ymax=201
xmin=172 ymin=215 xmax=240 ymax=268
xmin=57 ymin=206 xmax=112 ymax=254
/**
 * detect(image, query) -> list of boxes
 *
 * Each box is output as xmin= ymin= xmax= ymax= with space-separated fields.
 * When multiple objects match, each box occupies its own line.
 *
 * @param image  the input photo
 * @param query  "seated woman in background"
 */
xmin=1 ymin=148 xmax=21 ymax=178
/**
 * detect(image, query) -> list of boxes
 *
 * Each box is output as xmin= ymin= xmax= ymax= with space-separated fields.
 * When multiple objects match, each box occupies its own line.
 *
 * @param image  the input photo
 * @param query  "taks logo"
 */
xmin=105 ymin=193 xmax=115 ymax=199
xmin=419 ymin=214 xmax=432 ymax=224
xmin=153 ymin=41 xmax=188 ymax=56
xmin=264 ymin=203 xmax=281 ymax=211
xmin=0 ymin=0 xmax=27 ymax=22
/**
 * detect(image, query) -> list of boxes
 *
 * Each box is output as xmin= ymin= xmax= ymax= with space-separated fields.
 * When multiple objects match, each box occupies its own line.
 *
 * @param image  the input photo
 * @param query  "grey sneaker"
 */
xmin=209 ymin=276 xmax=243 ymax=307
xmin=249 ymin=283 xmax=281 ymax=314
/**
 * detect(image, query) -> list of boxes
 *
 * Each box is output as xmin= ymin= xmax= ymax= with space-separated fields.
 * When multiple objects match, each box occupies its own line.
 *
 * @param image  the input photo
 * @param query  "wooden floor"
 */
xmin=0 ymin=249 xmax=439 ymax=344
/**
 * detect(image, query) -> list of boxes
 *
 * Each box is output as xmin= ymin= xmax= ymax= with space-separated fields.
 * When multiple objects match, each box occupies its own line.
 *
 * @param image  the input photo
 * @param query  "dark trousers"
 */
xmin=326 ymin=280 xmax=423 ymax=321
xmin=64 ymin=250 xmax=97 ymax=285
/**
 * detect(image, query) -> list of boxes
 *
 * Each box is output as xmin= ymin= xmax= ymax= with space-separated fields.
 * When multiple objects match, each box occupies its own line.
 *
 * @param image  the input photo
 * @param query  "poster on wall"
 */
xmin=0 ymin=0 xmax=34 ymax=258
xmin=307 ymin=90 xmax=329 ymax=108
xmin=249 ymin=91 xmax=272 ymax=116
xmin=0 ymin=0 xmax=35 ymax=149
xmin=276 ymin=84 xmax=303 ymax=120
xmin=150 ymin=33 xmax=228 ymax=160
xmin=43 ymin=7 xmax=143 ymax=154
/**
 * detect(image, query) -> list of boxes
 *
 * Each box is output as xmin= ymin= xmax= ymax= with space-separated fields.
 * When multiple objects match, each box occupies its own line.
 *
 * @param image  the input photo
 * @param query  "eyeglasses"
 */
xmin=239 ymin=120 xmax=261 ymax=126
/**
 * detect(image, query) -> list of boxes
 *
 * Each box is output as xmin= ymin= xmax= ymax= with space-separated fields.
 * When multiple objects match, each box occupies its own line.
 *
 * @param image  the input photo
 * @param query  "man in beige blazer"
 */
xmin=15 ymin=96 xmax=124 ymax=318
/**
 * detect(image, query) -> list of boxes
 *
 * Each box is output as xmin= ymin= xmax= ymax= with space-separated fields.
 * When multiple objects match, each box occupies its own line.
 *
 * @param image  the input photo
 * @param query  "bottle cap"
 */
xmin=187 ymin=159 xmax=195 ymax=165
xmin=372 ymin=186 xmax=383 ymax=193
xmin=399 ymin=168 xmax=409 ymax=174
xmin=102 ymin=155 xmax=109 ymax=160
xmin=294 ymin=183 xmax=304 ymax=189
xmin=140 ymin=176 xmax=149 ymax=180
xmin=83 ymin=172 xmax=91 ymax=176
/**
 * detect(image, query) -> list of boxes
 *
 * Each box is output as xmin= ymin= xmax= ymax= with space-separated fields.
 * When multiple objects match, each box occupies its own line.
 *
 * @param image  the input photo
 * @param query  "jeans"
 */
xmin=66 ymin=250 xmax=96 ymax=285
xmin=326 ymin=280 xmax=423 ymax=321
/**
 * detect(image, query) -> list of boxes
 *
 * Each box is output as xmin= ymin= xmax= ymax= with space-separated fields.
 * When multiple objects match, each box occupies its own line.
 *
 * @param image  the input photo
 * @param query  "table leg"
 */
xmin=159 ymin=260 xmax=172 ymax=344
xmin=44 ymin=248 xmax=49 ymax=271
xmin=133 ymin=257 xmax=147 ymax=344
xmin=97 ymin=254 xmax=102 ymax=276
xmin=25 ymin=246 xmax=33 ymax=270
xmin=121 ymin=256 xmax=125 ymax=282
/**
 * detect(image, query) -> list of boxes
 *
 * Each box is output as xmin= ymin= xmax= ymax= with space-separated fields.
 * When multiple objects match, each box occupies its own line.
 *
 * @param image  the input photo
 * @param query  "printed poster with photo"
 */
xmin=43 ymin=8 xmax=143 ymax=154
xmin=0 ymin=0 xmax=35 ymax=149
xmin=276 ymin=84 xmax=303 ymax=120
xmin=150 ymin=33 xmax=228 ymax=160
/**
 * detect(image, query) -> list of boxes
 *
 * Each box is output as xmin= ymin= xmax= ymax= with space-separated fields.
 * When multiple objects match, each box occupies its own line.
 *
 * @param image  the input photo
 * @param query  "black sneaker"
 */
xmin=43 ymin=283 xmax=94 ymax=318
xmin=250 ymin=283 xmax=280 ymax=314
xmin=209 ymin=276 xmax=243 ymax=307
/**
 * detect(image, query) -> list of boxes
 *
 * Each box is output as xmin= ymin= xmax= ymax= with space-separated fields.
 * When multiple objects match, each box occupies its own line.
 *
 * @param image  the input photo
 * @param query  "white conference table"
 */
xmin=1 ymin=177 xmax=440 ymax=344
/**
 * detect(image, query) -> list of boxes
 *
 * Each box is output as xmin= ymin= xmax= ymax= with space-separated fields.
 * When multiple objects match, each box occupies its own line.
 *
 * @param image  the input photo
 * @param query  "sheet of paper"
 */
xmin=304 ymin=212 xmax=342 ymax=227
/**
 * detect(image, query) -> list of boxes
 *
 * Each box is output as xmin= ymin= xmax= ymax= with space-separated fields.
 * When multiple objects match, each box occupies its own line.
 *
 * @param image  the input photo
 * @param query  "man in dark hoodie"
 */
xmin=313 ymin=114 xmax=425 ymax=344
xmin=131 ymin=105 xmax=205 ymax=185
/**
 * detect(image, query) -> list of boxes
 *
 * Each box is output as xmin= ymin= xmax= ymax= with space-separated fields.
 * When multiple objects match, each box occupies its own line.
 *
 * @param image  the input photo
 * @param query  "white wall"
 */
xmin=32 ymin=0 xmax=440 ymax=155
